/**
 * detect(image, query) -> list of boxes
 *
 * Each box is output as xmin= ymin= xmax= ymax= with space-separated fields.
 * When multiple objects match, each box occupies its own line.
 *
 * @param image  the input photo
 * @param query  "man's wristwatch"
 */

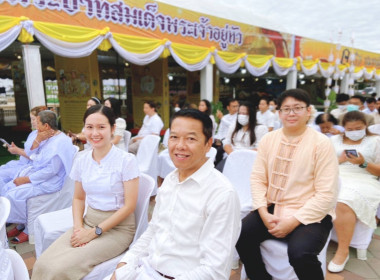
xmin=95 ymin=225 xmax=103 ymax=236
xmin=359 ymin=161 xmax=368 ymax=168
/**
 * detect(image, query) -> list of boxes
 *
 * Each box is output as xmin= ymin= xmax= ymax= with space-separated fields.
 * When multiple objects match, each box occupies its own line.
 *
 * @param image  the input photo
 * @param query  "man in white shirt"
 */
xmin=128 ymin=101 xmax=164 ymax=154
xmin=256 ymin=97 xmax=275 ymax=131
xmin=214 ymin=99 xmax=239 ymax=164
xmin=110 ymin=109 xmax=241 ymax=280
xmin=330 ymin=93 xmax=349 ymax=119
xmin=362 ymin=97 xmax=378 ymax=115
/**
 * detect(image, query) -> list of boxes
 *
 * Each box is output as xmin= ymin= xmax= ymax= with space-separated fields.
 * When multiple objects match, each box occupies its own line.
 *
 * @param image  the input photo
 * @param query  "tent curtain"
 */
xmin=1 ymin=15 xmax=380 ymax=80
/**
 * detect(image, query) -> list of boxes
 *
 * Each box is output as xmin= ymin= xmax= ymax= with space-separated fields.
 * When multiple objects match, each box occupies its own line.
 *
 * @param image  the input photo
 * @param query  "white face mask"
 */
xmin=238 ymin=115 xmax=249 ymax=126
xmin=338 ymin=105 xmax=347 ymax=111
xmin=269 ymin=105 xmax=275 ymax=111
xmin=345 ymin=129 xmax=366 ymax=141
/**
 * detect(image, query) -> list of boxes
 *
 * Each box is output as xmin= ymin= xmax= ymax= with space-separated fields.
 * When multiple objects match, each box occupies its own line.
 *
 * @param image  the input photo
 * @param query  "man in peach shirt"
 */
xmin=236 ymin=89 xmax=339 ymax=280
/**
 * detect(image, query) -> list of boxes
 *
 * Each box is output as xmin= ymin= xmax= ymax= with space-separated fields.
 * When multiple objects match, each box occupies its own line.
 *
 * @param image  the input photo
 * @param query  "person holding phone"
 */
xmin=0 ymin=106 xmax=47 ymax=190
xmin=329 ymin=111 xmax=380 ymax=272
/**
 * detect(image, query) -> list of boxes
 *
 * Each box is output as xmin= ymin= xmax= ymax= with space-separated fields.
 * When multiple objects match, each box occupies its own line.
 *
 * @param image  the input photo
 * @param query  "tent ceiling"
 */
xmin=157 ymin=0 xmax=380 ymax=54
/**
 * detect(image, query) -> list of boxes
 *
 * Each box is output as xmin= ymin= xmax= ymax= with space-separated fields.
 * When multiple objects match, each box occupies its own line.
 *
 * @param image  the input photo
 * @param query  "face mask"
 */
xmin=269 ymin=105 xmax=275 ymax=111
xmin=237 ymin=115 xmax=249 ymax=126
xmin=345 ymin=129 xmax=366 ymax=141
xmin=347 ymin=104 xmax=359 ymax=112
xmin=338 ymin=105 xmax=347 ymax=111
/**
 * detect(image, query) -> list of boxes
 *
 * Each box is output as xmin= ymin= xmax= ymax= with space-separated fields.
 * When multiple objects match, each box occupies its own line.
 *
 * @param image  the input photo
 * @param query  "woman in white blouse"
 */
xmin=216 ymin=102 xmax=268 ymax=171
xmin=32 ymin=105 xmax=139 ymax=280
xmin=199 ymin=99 xmax=217 ymax=135
xmin=105 ymin=97 xmax=127 ymax=150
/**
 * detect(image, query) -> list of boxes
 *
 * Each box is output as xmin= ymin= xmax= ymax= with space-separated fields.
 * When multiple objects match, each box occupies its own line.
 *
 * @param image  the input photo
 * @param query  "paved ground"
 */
xmin=7 ymin=200 xmax=380 ymax=279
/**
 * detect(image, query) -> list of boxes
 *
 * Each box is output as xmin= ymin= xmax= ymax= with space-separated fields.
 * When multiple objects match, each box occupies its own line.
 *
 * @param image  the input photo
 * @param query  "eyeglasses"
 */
xmin=279 ymin=106 xmax=307 ymax=115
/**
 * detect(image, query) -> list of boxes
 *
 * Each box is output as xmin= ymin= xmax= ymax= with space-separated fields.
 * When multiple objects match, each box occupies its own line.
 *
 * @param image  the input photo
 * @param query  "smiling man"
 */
xmin=109 ymin=109 xmax=241 ymax=280
xmin=236 ymin=89 xmax=339 ymax=280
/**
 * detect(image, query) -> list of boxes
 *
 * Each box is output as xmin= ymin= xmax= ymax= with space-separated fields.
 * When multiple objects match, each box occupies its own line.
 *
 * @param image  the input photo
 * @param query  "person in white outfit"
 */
xmin=109 ymin=109 xmax=241 ymax=280
xmin=128 ymin=101 xmax=164 ymax=154
xmin=256 ymin=97 xmax=275 ymax=131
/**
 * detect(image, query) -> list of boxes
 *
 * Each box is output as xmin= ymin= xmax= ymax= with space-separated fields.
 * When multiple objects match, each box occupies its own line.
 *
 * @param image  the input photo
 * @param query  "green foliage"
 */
xmin=316 ymin=89 xmax=338 ymax=111
xmin=211 ymin=101 xmax=224 ymax=122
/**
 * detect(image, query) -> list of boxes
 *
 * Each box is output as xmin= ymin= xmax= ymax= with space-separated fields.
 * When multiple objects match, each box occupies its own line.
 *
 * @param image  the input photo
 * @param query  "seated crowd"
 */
xmin=1 ymin=90 xmax=380 ymax=280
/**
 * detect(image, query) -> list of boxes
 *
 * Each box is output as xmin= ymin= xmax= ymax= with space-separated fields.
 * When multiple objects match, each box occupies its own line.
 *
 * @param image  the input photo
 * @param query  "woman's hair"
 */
xmin=342 ymin=111 xmax=374 ymax=136
xmin=277 ymin=88 xmax=311 ymax=108
xmin=231 ymin=102 xmax=257 ymax=146
xmin=83 ymin=104 xmax=115 ymax=128
xmin=315 ymin=113 xmax=338 ymax=125
xmin=200 ymin=99 xmax=212 ymax=115
xmin=104 ymin=97 xmax=121 ymax=118
xmin=90 ymin=97 xmax=101 ymax=105
xmin=30 ymin=106 xmax=48 ymax=117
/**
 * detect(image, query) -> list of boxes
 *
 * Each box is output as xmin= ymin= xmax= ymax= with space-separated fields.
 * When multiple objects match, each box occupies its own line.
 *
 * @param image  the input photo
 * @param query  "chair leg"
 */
xmin=356 ymin=249 xmax=367 ymax=260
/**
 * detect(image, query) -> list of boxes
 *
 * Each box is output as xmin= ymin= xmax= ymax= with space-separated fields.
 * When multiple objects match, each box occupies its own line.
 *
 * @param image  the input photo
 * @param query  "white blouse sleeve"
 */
xmin=223 ymin=123 xmax=236 ymax=147
xmin=122 ymin=153 xmax=140 ymax=182
xmin=114 ymin=118 xmax=127 ymax=137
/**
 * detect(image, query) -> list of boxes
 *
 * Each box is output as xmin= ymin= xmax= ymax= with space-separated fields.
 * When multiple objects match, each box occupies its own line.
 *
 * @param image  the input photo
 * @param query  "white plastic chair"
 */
xmin=123 ymin=130 xmax=132 ymax=150
xmin=241 ymin=234 xmax=331 ymax=280
xmin=27 ymin=146 xmax=78 ymax=244
xmin=34 ymin=206 xmax=73 ymax=258
xmin=223 ymin=150 xmax=257 ymax=267
xmin=136 ymin=135 xmax=160 ymax=195
xmin=223 ymin=150 xmax=257 ymax=219
xmin=0 ymin=197 xmax=11 ymax=249
xmin=162 ymin=128 xmax=170 ymax=148
xmin=84 ymin=173 xmax=155 ymax=280
xmin=6 ymin=249 xmax=29 ymax=280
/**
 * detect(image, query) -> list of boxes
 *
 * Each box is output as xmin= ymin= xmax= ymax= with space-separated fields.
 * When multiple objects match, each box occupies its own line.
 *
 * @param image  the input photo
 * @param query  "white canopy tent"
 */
xmin=157 ymin=0 xmax=380 ymax=54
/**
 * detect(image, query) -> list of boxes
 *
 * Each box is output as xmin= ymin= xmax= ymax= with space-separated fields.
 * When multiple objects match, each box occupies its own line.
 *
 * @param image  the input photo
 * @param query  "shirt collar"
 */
xmin=171 ymin=158 xmax=214 ymax=186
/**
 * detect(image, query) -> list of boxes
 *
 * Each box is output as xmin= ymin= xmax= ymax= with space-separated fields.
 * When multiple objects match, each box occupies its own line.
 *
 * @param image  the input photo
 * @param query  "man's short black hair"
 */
xmin=366 ymin=97 xmax=376 ymax=104
xmin=170 ymin=109 xmax=212 ymax=143
xmin=277 ymin=89 xmax=311 ymax=108
xmin=336 ymin=93 xmax=349 ymax=103
xmin=227 ymin=98 xmax=238 ymax=106
xmin=350 ymin=95 xmax=365 ymax=104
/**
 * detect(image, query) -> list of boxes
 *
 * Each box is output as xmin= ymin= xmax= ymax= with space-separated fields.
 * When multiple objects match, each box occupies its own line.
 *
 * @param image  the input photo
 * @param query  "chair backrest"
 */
xmin=368 ymin=124 xmax=380 ymax=135
xmin=133 ymin=173 xmax=155 ymax=244
xmin=0 ymin=197 xmax=11 ymax=248
xmin=223 ymin=150 xmax=257 ymax=212
xmin=206 ymin=147 xmax=217 ymax=162
xmin=123 ymin=130 xmax=132 ymax=150
xmin=136 ymin=135 xmax=160 ymax=195
xmin=6 ymin=249 xmax=30 ymax=280
xmin=162 ymin=128 xmax=170 ymax=148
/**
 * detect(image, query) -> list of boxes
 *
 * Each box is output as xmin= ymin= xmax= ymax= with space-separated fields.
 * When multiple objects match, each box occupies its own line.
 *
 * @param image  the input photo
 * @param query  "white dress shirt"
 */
xmin=120 ymin=159 xmax=241 ymax=280
xmin=362 ymin=108 xmax=378 ymax=115
xmin=223 ymin=124 xmax=268 ymax=150
xmin=70 ymin=145 xmax=139 ymax=211
xmin=256 ymin=110 xmax=275 ymax=128
xmin=214 ymin=113 xmax=237 ymax=140
xmin=137 ymin=114 xmax=164 ymax=137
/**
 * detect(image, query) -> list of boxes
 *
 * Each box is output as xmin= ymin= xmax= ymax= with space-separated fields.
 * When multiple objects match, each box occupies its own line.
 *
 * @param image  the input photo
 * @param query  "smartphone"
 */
xmin=345 ymin=149 xmax=358 ymax=157
xmin=0 ymin=138 xmax=10 ymax=147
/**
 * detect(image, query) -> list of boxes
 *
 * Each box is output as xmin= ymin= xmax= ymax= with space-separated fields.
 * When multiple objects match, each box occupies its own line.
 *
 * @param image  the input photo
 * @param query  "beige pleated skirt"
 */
xmin=32 ymin=206 xmax=135 ymax=280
